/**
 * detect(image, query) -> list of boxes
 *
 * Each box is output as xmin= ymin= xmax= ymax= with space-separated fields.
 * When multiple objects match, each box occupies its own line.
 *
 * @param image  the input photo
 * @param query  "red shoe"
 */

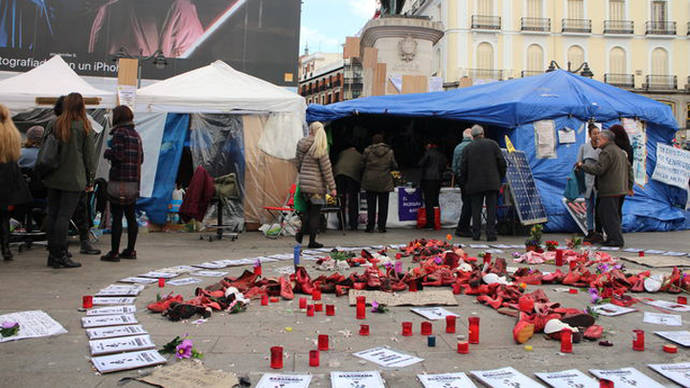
xmin=477 ymin=295 xmax=503 ymax=309
xmin=335 ymin=285 xmax=350 ymax=296
xmin=365 ymin=267 xmax=382 ymax=289
xmin=244 ymin=286 xmax=266 ymax=299
xmin=147 ymin=294 xmax=183 ymax=313
xmin=542 ymin=269 xmax=565 ymax=284
xmin=584 ymin=325 xmax=603 ymax=340
xmin=280 ymin=276 xmax=294 ymax=299
xmin=225 ymin=270 xmax=259 ymax=292
xmin=562 ymin=271 xmax=581 ymax=285
xmin=513 ymin=320 xmax=535 ymax=344
xmin=195 ymin=288 xmax=225 ymax=298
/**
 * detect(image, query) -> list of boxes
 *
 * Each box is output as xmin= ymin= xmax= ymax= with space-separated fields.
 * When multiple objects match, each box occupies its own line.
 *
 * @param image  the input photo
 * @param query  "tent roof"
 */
xmin=307 ymin=70 xmax=678 ymax=130
xmin=0 ymin=55 xmax=116 ymax=111
xmin=135 ymin=60 xmax=305 ymax=114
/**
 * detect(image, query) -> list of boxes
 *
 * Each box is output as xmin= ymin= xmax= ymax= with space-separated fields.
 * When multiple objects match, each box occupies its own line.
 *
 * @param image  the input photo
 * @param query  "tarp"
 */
xmin=0 ymin=55 xmax=116 ymax=111
xmin=307 ymin=70 xmax=689 ymax=232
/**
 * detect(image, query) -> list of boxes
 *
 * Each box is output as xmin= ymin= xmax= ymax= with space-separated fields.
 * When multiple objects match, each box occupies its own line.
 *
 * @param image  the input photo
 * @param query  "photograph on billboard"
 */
xmin=0 ymin=0 xmax=300 ymax=85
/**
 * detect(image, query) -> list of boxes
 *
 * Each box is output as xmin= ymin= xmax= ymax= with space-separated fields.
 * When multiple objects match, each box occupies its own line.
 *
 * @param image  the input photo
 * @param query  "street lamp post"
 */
xmin=546 ymin=60 xmax=593 ymax=78
xmin=112 ymin=47 xmax=168 ymax=88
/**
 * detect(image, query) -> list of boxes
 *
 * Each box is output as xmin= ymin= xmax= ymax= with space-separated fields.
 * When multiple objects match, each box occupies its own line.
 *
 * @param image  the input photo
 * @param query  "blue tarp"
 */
xmin=307 ymin=70 xmax=689 ymax=232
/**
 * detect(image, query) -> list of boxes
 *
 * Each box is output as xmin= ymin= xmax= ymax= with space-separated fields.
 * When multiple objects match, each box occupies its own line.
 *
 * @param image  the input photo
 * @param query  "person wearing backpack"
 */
xmin=40 ymin=93 xmax=96 ymax=268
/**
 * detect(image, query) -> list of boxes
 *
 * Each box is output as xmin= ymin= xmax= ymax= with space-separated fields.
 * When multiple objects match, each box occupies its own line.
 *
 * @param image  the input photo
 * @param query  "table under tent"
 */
xmin=307 ymin=70 xmax=689 ymax=233
xmin=120 ymin=60 xmax=307 ymax=234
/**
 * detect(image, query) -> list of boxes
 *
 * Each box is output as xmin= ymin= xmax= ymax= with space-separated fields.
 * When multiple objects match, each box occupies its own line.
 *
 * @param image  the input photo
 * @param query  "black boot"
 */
xmin=0 ymin=220 xmax=11 ymax=261
xmin=295 ymin=230 xmax=303 ymax=244
xmin=307 ymin=234 xmax=323 ymax=249
xmin=80 ymin=240 xmax=101 ymax=255
xmin=54 ymin=246 xmax=82 ymax=268
xmin=47 ymin=245 xmax=61 ymax=268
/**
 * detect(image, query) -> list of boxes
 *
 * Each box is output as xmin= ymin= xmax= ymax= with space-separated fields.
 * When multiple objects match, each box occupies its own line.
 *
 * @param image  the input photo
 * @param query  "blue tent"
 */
xmin=307 ymin=70 xmax=689 ymax=232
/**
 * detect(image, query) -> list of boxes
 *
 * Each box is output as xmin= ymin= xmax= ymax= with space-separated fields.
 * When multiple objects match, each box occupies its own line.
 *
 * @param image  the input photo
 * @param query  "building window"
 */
xmin=477 ymin=0 xmax=493 ymax=15
xmin=651 ymin=47 xmax=669 ymax=75
xmin=476 ymin=42 xmax=494 ymax=69
xmin=567 ymin=0 xmax=584 ymax=18
xmin=527 ymin=44 xmax=544 ymax=72
xmin=567 ymin=45 xmax=585 ymax=69
xmin=609 ymin=47 xmax=626 ymax=73
xmin=526 ymin=0 xmax=543 ymax=17
xmin=609 ymin=0 xmax=625 ymax=20
xmin=651 ymin=0 xmax=667 ymax=21
xmin=334 ymin=91 xmax=340 ymax=102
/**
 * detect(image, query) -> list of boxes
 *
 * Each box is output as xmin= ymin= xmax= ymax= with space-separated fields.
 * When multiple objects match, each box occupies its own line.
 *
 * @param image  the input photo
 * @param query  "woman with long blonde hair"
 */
xmin=0 ymin=105 xmax=32 ymax=260
xmin=40 ymin=92 xmax=96 ymax=268
xmin=295 ymin=121 xmax=337 ymax=248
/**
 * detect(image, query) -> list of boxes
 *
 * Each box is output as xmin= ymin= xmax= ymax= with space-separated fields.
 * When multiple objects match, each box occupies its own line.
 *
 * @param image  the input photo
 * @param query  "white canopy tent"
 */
xmin=0 ymin=55 xmax=116 ymax=111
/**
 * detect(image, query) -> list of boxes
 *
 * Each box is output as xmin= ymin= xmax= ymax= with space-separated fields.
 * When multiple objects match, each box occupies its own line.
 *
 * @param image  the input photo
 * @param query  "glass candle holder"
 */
xmin=317 ymin=334 xmax=329 ymax=351
xmin=359 ymin=324 xmax=370 ymax=336
xmin=306 ymin=304 xmax=315 ymax=317
xmin=82 ymin=295 xmax=93 ymax=309
xmin=326 ymin=304 xmax=335 ymax=316
xmin=402 ymin=321 xmax=413 ymax=336
xmin=445 ymin=315 xmax=456 ymax=334
xmin=468 ymin=317 xmax=480 ymax=344
xmin=309 ymin=349 xmax=319 ymax=367
xmin=560 ymin=328 xmax=573 ymax=353
xmin=270 ymin=346 xmax=283 ymax=369
xmin=421 ymin=321 xmax=432 ymax=336
xmin=633 ymin=329 xmax=645 ymax=351
xmin=555 ymin=249 xmax=563 ymax=266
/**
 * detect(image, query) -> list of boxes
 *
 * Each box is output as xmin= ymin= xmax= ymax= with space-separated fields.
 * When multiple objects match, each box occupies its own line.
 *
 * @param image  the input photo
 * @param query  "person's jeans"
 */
xmin=599 ymin=195 xmax=624 ymax=245
xmin=336 ymin=175 xmax=360 ymax=229
xmin=586 ymin=194 xmax=596 ymax=233
xmin=456 ymin=189 xmax=472 ymax=233
xmin=365 ymin=191 xmax=389 ymax=230
xmin=45 ymin=189 xmax=82 ymax=251
xmin=470 ymin=190 xmax=497 ymax=240
xmin=110 ymin=202 xmax=138 ymax=253
xmin=421 ymin=179 xmax=441 ymax=227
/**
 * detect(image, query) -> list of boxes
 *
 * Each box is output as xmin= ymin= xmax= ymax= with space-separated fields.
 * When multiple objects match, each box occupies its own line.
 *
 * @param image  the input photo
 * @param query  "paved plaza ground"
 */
xmin=1 ymin=228 xmax=689 ymax=387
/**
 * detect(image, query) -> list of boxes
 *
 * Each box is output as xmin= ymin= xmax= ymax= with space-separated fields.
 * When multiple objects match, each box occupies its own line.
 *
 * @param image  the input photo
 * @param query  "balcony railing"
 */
xmin=521 ymin=17 xmax=550 ymax=32
xmin=471 ymin=15 xmax=501 ymax=30
xmin=562 ymin=18 xmax=592 ymax=33
xmin=604 ymin=73 xmax=635 ymax=89
xmin=646 ymin=21 xmax=676 ymax=35
xmin=468 ymin=68 xmax=503 ymax=81
xmin=521 ymin=70 xmax=544 ymax=78
xmin=645 ymin=75 xmax=677 ymax=90
xmin=603 ymin=20 xmax=634 ymax=34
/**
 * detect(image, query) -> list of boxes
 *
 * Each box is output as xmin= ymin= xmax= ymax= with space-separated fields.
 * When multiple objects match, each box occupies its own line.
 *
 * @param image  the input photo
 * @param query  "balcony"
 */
xmin=468 ymin=68 xmax=503 ymax=81
xmin=603 ymin=20 xmax=634 ymax=34
xmin=562 ymin=18 xmax=592 ymax=33
xmin=644 ymin=75 xmax=677 ymax=90
xmin=604 ymin=73 xmax=635 ymax=89
xmin=521 ymin=17 xmax=550 ymax=32
xmin=471 ymin=15 xmax=501 ymax=30
xmin=521 ymin=70 xmax=543 ymax=78
xmin=646 ymin=21 xmax=676 ymax=35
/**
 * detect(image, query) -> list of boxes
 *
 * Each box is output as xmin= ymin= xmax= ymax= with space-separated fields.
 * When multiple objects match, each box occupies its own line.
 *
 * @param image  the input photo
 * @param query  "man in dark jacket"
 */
xmin=577 ymin=130 xmax=633 ymax=247
xmin=418 ymin=141 xmax=447 ymax=228
xmin=334 ymin=143 xmax=363 ymax=230
xmin=361 ymin=134 xmax=398 ymax=233
xmin=452 ymin=128 xmax=473 ymax=236
xmin=460 ymin=125 xmax=506 ymax=241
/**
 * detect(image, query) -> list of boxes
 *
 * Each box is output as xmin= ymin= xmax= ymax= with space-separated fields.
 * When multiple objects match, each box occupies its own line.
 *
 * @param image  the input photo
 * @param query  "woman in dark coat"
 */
xmin=418 ymin=141 xmax=447 ymax=228
xmin=609 ymin=124 xmax=634 ymax=223
xmin=101 ymin=105 xmax=144 ymax=262
xmin=0 ymin=105 xmax=32 ymax=260
xmin=361 ymin=134 xmax=398 ymax=233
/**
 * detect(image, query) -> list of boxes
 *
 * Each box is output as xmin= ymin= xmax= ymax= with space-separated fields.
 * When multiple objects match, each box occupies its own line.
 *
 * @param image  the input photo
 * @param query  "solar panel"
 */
xmin=501 ymin=149 xmax=548 ymax=225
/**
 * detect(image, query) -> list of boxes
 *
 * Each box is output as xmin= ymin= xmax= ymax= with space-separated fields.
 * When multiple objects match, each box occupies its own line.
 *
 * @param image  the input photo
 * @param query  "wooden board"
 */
xmin=620 ymin=254 xmax=690 ymax=268
xmin=362 ymin=47 xmax=378 ymax=69
xmin=371 ymin=63 xmax=387 ymax=96
xmin=343 ymin=37 xmax=361 ymax=59
xmin=402 ymin=75 xmax=428 ymax=94
xmin=117 ymin=58 xmax=139 ymax=86
xmin=348 ymin=289 xmax=458 ymax=306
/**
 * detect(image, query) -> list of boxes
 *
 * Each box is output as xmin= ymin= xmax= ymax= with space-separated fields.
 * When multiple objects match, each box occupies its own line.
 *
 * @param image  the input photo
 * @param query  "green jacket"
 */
xmin=42 ymin=120 xmax=96 ymax=192
xmin=581 ymin=142 xmax=633 ymax=197
xmin=361 ymin=143 xmax=398 ymax=192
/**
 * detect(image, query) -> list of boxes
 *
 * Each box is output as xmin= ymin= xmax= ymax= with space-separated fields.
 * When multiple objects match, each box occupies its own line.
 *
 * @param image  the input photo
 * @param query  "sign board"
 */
xmin=398 ymin=188 xmax=422 ymax=222
xmin=648 ymin=363 xmax=690 ymax=388
xmin=418 ymin=373 xmax=478 ymax=388
xmin=622 ymin=118 xmax=648 ymax=186
xmin=562 ymin=198 xmax=588 ymax=234
xmin=81 ymin=314 xmax=138 ymax=328
xmin=89 ymin=335 xmax=156 ymax=356
xmin=86 ymin=305 xmax=136 ymax=316
xmin=471 ymin=367 xmax=545 ymax=388
xmin=91 ymin=350 xmax=166 ymax=374
xmin=535 ymin=369 xmax=598 ymax=388
xmin=652 ymin=143 xmax=690 ymax=190
xmin=256 ymin=374 xmax=312 ymax=388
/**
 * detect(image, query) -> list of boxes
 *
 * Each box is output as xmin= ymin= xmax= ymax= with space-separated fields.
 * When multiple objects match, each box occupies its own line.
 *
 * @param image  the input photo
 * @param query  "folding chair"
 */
xmin=263 ymin=184 xmax=297 ymax=239
xmin=321 ymin=196 xmax=346 ymax=234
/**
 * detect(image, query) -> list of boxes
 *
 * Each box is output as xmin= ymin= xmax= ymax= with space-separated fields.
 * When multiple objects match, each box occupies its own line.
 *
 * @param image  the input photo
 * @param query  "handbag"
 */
xmin=35 ymin=130 xmax=60 ymax=178
xmin=107 ymin=181 xmax=139 ymax=205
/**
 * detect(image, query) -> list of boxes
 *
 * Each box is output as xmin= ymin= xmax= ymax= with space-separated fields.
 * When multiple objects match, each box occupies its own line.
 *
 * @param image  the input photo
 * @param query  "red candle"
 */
xmin=82 ymin=295 xmax=93 ymax=309
xmin=599 ymin=379 xmax=614 ymax=388
xmin=457 ymin=341 xmax=469 ymax=354
xmin=306 ymin=304 xmax=315 ymax=317
xmin=518 ymin=296 xmax=534 ymax=312
xmin=421 ymin=321 xmax=432 ymax=335
xmin=312 ymin=289 xmax=322 ymax=301
xmin=325 ymin=304 xmax=335 ymax=316
xmin=356 ymin=296 xmax=366 ymax=320
xmin=314 ymin=303 xmax=323 ymax=312
xmin=560 ymin=328 xmax=573 ymax=353
xmin=569 ymin=288 xmax=579 ymax=294
xmin=409 ymin=280 xmax=418 ymax=292
xmin=452 ymin=283 xmax=462 ymax=295
xmin=633 ymin=329 xmax=644 ymax=351
xmin=359 ymin=324 xmax=370 ymax=336
xmin=663 ymin=344 xmax=678 ymax=353
xmin=158 ymin=278 xmax=165 ymax=288
xmin=270 ymin=346 xmax=283 ymax=369
xmin=402 ymin=321 xmax=413 ymax=336
xmin=468 ymin=317 xmax=480 ymax=344
xmin=638 ymin=250 xmax=645 ymax=257
xmin=555 ymin=249 xmax=563 ymax=266
xmin=261 ymin=295 xmax=269 ymax=306
xmin=678 ymin=296 xmax=687 ymax=305
xmin=318 ymin=334 xmax=329 ymax=351
xmin=445 ymin=315 xmax=457 ymax=334
xmin=299 ymin=297 xmax=307 ymax=309
xmin=270 ymin=297 xmax=279 ymax=303
xmin=309 ymin=350 xmax=320 ymax=367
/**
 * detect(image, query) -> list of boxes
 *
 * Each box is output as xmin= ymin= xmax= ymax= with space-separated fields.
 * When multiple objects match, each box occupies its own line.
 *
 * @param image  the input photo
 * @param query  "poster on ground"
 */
xmin=535 ymin=369 xmax=598 ymax=388
xmin=589 ymin=367 xmax=664 ymax=388
xmin=86 ymin=305 xmax=137 ymax=316
xmin=410 ymin=307 xmax=459 ymax=321
xmin=91 ymin=350 xmax=166 ymax=374
xmin=643 ymin=312 xmax=682 ymax=326
xmin=562 ymin=197 xmax=588 ymax=234
xmin=89 ymin=335 xmax=156 ymax=356
xmin=256 ymin=374 xmax=312 ymax=388
xmin=589 ymin=303 xmax=636 ymax=317
xmin=86 ymin=325 xmax=147 ymax=340
xmin=471 ymin=367 xmax=545 ymax=387
xmin=331 ymin=371 xmax=385 ymax=388
xmin=648 ymin=363 xmax=690 ymax=387
xmin=652 ymin=143 xmax=690 ymax=190
xmin=0 ymin=310 xmax=67 ymax=343
xmin=81 ymin=314 xmax=138 ymax=328
xmin=654 ymin=331 xmax=690 ymax=347
xmin=353 ymin=346 xmax=423 ymax=368
xmin=418 ymin=372 xmax=477 ymax=388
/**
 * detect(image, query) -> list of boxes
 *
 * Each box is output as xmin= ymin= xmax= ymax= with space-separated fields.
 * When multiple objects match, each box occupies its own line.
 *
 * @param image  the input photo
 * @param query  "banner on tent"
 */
xmin=652 ymin=143 xmax=690 ymax=190
xmin=534 ymin=120 xmax=556 ymax=159
xmin=398 ymin=188 xmax=422 ymax=221
xmin=622 ymin=118 xmax=647 ymax=187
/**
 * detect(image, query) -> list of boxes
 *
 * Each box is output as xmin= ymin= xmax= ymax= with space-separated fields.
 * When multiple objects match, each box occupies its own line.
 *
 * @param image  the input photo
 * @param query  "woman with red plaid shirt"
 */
xmin=101 ymin=105 xmax=143 ymax=262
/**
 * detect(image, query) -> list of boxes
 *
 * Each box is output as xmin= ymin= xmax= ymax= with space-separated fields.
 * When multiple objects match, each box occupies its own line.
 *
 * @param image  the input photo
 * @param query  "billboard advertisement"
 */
xmin=0 ymin=0 xmax=300 ymax=85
